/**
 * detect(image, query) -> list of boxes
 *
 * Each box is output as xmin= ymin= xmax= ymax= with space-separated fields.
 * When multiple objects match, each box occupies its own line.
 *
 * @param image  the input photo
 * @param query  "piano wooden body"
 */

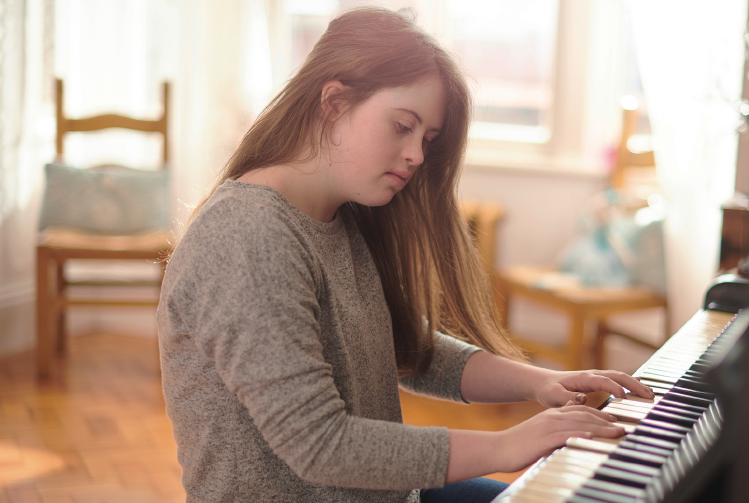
xmin=492 ymin=278 xmax=749 ymax=503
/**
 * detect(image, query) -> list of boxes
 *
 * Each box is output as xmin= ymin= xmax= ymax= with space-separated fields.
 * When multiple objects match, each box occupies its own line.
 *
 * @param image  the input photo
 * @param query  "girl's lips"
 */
xmin=384 ymin=172 xmax=407 ymax=188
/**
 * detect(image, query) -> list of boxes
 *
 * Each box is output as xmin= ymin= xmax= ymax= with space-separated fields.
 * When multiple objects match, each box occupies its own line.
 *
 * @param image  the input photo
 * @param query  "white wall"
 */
xmin=460 ymin=164 xmax=607 ymax=268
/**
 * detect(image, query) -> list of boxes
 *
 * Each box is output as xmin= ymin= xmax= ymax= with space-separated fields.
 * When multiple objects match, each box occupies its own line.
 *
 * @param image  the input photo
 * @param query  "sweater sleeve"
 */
xmin=398 ymin=332 xmax=483 ymax=404
xmin=163 ymin=199 xmax=449 ymax=491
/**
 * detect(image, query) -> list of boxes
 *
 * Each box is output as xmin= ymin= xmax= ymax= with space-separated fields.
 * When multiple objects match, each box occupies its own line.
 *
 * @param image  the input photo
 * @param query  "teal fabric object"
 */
xmin=39 ymin=163 xmax=169 ymax=234
xmin=560 ymin=227 xmax=632 ymax=287
xmin=608 ymin=212 xmax=667 ymax=295
xmin=559 ymin=207 xmax=667 ymax=293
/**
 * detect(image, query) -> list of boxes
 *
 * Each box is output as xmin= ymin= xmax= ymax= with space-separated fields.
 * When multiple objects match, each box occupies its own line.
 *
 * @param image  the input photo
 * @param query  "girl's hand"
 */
xmin=494 ymin=403 xmax=625 ymax=473
xmin=533 ymin=369 xmax=655 ymax=408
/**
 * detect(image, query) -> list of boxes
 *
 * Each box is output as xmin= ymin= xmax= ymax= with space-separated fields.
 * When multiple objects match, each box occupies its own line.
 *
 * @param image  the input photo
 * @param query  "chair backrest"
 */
xmin=460 ymin=200 xmax=505 ymax=277
xmin=55 ymin=78 xmax=170 ymax=167
xmin=610 ymin=100 xmax=658 ymax=208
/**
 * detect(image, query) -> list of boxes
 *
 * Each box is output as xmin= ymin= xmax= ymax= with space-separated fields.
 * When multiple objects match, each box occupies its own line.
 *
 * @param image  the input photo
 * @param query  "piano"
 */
xmin=492 ymin=276 xmax=749 ymax=503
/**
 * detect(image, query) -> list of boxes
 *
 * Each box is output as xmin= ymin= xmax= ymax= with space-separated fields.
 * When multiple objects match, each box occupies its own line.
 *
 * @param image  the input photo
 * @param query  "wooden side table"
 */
xmin=496 ymin=265 xmax=668 ymax=370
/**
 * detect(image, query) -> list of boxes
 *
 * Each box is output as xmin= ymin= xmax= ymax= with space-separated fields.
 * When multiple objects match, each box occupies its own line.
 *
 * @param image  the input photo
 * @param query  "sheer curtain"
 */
xmin=0 ymin=0 xmax=55 ymax=355
xmin=0 ymin=0 xmax=276 ymax=354
xmin=628 ymin=0 xmax=747 ymax=329
xmin=55 ymin=0 xmax=277 ymax=336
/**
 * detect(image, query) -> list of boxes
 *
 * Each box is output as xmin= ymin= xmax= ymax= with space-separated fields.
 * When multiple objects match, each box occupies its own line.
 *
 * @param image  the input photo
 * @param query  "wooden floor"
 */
xmin=0 ymin=334 xmax=553 ymax=502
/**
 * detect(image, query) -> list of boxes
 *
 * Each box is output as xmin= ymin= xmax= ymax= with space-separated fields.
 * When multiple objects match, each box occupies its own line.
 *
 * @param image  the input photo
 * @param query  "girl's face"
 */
xmin=326 ymin=76 xmax=447 ymax=207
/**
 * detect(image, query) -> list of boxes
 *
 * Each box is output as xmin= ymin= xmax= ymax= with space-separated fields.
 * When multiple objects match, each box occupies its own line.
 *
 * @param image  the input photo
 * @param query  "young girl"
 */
xmin=157 ymin=7 xmax=653 ymax=503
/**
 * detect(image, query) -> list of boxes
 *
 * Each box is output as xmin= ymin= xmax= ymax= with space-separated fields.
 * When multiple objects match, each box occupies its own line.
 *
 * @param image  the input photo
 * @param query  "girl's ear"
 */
xmin=321 ymin=80 xmax=348 ymax=121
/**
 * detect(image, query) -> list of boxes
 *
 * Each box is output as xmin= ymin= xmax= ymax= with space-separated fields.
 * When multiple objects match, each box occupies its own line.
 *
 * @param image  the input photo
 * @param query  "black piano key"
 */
xmin=625 ymin=434 xmax=680 ymax=451
xmin=674 ymin=376 xmax=711 ymax=393
xmin=576 ymin=486 xmax=641 ymax=503
xmin=667 ymin=385 xmax=714 ymax=400
xmin=662 ymin=390 xmax=713 ymax=407
xmin=689 ymin=361 xmax=710 ymax=371
xmin=569 ymin=495 xmax=615 ymax=503
xmin=646 ymin=409 xmax=699 ymax=427
xmin=585 ymin=479 xmax=648 ymax=498
xmin=610 ymin=447 xmax=667 ymax=467
xmin=639 ymin=418 xmax=692 ymax=434
xmin=634 ymin=424 xmax=686 ymax=442
xmin=651 ymin=402 xmax=704 ymax=417
xmin=657 ymin=398 xmax=708 ymax=413
xmin=604 ymin=458 xmax=661 ymax=477
xmin=651 ymin=405 xmax=703 ymax=421
xmin=596 ymin=466 xmax=652 ymax=487
xmin=618 ymin=440 xmax=673 ymax=457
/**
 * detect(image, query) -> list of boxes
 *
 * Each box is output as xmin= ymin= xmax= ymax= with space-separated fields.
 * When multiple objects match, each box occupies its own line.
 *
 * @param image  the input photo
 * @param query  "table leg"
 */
xmin=56 ymin=260 xmax=67 ymax=354
xmin=593 ymin=320 xmax=609 ymax=370
xmin=36 ymin=247 xmax=53 ymax=379
xmin=567 ymin=311 xmax=586 ymax=370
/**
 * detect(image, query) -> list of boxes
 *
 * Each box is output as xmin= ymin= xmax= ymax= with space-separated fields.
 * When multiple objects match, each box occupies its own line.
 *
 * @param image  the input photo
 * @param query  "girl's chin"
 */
xmin=354 ymin=192 xmax=397 ymax=208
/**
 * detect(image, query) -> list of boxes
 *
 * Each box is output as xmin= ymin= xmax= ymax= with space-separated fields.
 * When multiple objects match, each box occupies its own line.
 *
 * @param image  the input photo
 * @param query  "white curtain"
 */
xmin=629 ymin=0 xmax=747 ymax=329
xmin=54 ymin=0 xmax=277 ymax=230
xmin=0 ymin=0 xmax=277 ymax=353
xmin=0 ymin=0 xmax=55 ymax=355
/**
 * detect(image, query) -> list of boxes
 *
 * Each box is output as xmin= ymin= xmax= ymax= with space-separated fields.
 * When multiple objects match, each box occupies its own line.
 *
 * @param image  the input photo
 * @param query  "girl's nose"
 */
xmin=404 ymin=138 xmax=425 ymax=166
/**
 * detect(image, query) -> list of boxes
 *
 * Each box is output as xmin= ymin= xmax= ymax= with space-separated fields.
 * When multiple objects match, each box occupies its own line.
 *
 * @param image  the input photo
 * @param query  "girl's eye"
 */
xmin=396 ymin=122 xmax=413 ymax=134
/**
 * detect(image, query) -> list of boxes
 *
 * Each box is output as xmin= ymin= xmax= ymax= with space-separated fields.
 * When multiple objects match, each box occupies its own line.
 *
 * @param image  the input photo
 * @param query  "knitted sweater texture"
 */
xmin=157 ymin=181 xmax=481 ymax=502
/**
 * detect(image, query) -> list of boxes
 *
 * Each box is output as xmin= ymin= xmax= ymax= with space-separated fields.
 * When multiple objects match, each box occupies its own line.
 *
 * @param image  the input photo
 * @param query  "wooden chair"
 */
xmin=611 ymin=99 xmax=658 ymax=209
xmin=460 ymin=200 xmax=505 ymax=279
xmin=495 ymin=102 xmax=668 ymax=370
xmin=36 ymin=79 xmax=172 ymax=379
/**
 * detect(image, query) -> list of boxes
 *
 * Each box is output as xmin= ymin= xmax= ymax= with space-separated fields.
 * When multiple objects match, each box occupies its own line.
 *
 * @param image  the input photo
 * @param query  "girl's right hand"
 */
xmin=495 ymin=403 xmax=625 ymax=473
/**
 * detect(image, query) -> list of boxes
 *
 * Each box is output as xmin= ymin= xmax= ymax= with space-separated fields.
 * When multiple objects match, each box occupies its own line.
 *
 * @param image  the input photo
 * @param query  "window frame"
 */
xmin=266 ymin=0 xmax=627 ymax=176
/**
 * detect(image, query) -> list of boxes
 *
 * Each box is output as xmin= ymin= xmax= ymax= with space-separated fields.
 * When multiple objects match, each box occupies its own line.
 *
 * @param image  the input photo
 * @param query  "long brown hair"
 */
xmin=189 ymin=7 xmax=525 ymax=375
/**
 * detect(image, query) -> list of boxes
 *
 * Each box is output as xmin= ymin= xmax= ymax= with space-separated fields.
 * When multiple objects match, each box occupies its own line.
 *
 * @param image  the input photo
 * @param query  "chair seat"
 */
xmin=500 ymin=265 xmax=665 ymax=310
xmin=38 ymin=227 xmax=172 ymax=258
xmin=497 ymin=265 xmax=668 ymax=370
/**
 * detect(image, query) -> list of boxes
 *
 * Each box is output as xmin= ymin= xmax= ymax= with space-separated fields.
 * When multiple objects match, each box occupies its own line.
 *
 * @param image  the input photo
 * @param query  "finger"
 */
xmin=555 ymin=407 xmax=618 ymax=424
xmin=557 ymin=422 xmax=626 ymax=439
xmin=596 ymin=370 xmax=655 ymax=399
xmin=558 ymin=392 xmax=588 ymax=405
xmin=564 ymin=400 xmax=575 ymax=407
xmin=594 ymin=424 xmax=627 ymax=438
xmin=571 ymin=374 xmax=629 ymax=398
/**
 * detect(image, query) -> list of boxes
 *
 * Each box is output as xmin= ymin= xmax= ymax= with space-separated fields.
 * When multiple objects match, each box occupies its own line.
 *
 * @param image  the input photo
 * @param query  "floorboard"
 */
xmin=0 ymin=334 xmax=599 ymax=501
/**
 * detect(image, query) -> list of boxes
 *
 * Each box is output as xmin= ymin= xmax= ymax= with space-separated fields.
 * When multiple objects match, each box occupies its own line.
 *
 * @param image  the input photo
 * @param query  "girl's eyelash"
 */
xmin=397 ymin=122 xmax=435 ymax=143
xmin=397 ymin=122 xmax=413 ymax=134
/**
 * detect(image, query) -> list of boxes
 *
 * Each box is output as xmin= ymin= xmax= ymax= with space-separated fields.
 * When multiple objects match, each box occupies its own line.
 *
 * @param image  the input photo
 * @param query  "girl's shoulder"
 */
xmin=175 ymin=180 xmax=348 ymax=268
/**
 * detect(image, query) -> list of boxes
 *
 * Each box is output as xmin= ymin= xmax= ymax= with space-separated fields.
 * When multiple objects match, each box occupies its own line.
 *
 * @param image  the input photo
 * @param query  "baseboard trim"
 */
xmin=0 ymin=278 xmax=35 ymax=310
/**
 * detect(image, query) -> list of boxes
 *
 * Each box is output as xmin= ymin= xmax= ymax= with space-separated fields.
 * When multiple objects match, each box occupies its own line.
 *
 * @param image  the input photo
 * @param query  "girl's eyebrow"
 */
xmin=393 ymin=108 xmax=441 ymax=133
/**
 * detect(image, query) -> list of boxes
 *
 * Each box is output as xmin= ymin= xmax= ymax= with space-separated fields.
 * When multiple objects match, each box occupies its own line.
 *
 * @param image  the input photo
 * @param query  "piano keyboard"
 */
xmin=494 ymin=309 xmax=737 ymax=503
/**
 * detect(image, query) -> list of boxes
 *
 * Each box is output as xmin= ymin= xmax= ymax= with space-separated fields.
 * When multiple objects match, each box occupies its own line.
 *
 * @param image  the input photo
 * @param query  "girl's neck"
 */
xmin=236 ymin=160 xmax=342 ymax=223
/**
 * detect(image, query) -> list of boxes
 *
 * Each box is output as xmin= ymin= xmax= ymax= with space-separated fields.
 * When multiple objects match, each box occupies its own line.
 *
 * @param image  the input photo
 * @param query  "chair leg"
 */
xmin=36 ymin=247 xmax=53 ymax=379
xmin=494 ymin=276 xmax=510 ymax=331
xmin=593 ymin=320 xmax=609 ymax=370
xmin=567 ymin=312 xmax=586 ymax=370
xmin=56 ymin=261 xmax=67 ymax=354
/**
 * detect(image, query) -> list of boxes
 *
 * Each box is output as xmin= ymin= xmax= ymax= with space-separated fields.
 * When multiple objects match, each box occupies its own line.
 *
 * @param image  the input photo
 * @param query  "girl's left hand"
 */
xmin=533 ymin=369 xmax=654 ymax=408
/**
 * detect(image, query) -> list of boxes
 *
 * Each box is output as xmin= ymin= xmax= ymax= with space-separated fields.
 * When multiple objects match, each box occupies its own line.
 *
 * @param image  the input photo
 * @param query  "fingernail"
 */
xmin=575 ymin=393 xmax=587 ymax=404
xmin=608 ymin=414 xmax=617 ymax=421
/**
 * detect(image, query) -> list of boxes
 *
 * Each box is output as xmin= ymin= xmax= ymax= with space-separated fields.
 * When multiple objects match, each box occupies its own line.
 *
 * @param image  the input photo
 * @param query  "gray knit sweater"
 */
xmin=157 ymin=181 xmax=482 ymax=502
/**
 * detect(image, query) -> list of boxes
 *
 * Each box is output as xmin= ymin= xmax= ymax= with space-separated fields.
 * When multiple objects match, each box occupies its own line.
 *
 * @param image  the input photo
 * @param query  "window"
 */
xmin=444 ymin=0 xmax=558 ymax=144
xmin=272 ymin=0 xmax=558 ymax=144
xmin=266 ymin=1 xmax=628 ymax=171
